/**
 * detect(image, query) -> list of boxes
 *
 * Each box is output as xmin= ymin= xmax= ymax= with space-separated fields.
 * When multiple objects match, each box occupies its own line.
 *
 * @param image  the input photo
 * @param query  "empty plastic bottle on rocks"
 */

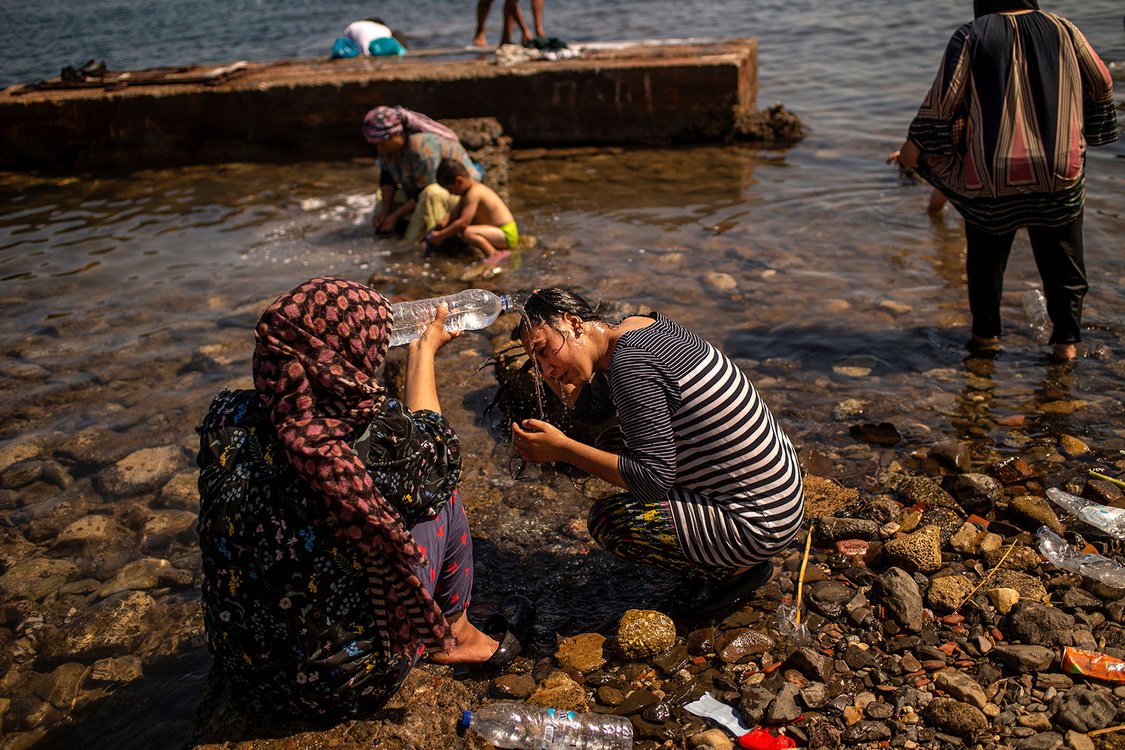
xmin=1045 ymin=487 xmax=1125 ymax=539
xmin=1036 ymin=527 xmax=1125 ymax=588
xmin=460 ymin=702 xmax=633 ymax=750
xmin=388 ymin=289 xmax=510 ymax=347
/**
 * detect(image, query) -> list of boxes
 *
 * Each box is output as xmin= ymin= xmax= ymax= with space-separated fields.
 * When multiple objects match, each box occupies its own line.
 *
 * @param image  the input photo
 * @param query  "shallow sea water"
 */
xmin=0 ymin=0 xmax=1123 ymax=747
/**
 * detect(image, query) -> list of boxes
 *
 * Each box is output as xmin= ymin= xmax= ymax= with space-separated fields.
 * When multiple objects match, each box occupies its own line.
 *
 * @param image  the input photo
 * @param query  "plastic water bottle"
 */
xmin=460 ymin=702 xmax=633 ymax=749
xmin=1022 ymin=289 xmax=1050 ymax=344
xmin=1036 ymin=527 xmax=1125 ymax=588
xmin=1046 ymin=488 xmax=1125 ymax=539
xmin=388 ymin=289 xmax=510 ymax=347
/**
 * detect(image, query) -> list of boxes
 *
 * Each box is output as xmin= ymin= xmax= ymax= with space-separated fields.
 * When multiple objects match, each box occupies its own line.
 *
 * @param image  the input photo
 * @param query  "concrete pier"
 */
xmin=0 ymin=40 xmax=756 ymax=172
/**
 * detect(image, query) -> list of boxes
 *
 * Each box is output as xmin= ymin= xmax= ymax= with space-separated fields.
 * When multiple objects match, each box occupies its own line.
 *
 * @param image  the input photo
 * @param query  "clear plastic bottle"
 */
xmin=1036 ymin=526 xmax=1125 ymax=588
xmin=1022 ymin=288 xmax=1050 ymax=344
xmin=460 ymin=702 xmax=634 ymax=750
xmin=1045 ymin=488 xmax=1125 ymax=539
xmin=388 ymin=289 xmax=510 ymax=347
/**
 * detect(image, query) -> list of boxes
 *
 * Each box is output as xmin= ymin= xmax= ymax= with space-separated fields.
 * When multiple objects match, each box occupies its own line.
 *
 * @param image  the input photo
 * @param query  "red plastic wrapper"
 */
xmin=739 ymin=728 xmax=798 ymax=750
xmin=1061 ymin=646 xmax=1125 ymax=683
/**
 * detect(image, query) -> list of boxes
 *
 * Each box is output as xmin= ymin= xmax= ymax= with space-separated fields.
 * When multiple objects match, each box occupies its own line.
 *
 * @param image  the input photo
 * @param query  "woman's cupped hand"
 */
xmin=511 ymin=418 xmax=570 ymax=464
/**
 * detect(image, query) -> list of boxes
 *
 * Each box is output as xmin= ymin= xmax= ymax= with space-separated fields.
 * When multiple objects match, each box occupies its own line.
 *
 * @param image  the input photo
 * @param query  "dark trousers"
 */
xmin=964 ymin=211 xmax=1086 ymax=344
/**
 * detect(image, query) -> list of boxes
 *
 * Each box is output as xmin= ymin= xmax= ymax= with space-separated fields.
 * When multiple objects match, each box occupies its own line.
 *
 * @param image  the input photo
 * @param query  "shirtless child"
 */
xmin=427 ymin=159 xmax=518 ymax=264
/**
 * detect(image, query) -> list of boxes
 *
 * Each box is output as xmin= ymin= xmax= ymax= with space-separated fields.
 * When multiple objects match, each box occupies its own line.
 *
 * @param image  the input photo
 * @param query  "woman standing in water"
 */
xmin=196 ymin=277 xmax=527 ymax=718
xmin=890 ymin=0 xmax=1117 ymax=361
xmin=512 ymin=289 xmax=804 ymax=617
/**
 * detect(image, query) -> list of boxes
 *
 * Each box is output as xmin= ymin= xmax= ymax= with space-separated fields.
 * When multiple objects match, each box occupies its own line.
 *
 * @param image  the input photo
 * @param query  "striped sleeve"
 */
xmin=908 ymin=24 xmax=972 ymax=156
xmin=608 ymin=346 xmax=680 ymax=502
xmin=1061 ymin=18 xmax=1118 ymax=147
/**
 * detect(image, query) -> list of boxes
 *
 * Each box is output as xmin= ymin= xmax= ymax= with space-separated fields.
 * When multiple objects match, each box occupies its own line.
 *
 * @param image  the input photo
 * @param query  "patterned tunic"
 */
xmin=575 ymin=313 xmax=804 ymax=567
xmin=196 ymin=389 xmax=460 ymax=717
xmin=908 ymin=10 xmax=1117 ymax=233
xmin=378 ymin=132 xmax=474 ymax=201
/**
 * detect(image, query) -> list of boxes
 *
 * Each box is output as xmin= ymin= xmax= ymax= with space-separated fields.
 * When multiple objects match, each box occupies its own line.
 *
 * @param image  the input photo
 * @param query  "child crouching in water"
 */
xmin=426 ymin=158 xmax=518 ymax=265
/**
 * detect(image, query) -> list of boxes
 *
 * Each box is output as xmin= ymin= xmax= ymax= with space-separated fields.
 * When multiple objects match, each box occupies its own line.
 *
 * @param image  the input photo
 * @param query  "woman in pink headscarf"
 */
xmin=363 ymin=105 xmax=479 ymax=243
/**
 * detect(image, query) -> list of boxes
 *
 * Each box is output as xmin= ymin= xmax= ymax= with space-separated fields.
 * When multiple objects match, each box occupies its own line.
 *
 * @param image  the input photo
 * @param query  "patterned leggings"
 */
xmin=588 ymin=492 xmax=726 ymax=581
xmin=409 ymin=491 xmax=475 ymax=618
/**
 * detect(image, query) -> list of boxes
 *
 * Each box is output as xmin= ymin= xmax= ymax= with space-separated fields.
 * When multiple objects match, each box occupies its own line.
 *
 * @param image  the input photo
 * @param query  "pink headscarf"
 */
xmin=362 ymin=105 xmax=459 ymax=144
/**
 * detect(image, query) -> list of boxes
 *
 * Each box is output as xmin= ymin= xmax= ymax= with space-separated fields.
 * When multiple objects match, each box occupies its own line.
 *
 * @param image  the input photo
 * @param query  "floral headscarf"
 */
xmin=252 ymin=276 xmax=453 ymax=658
xmin=362 ymin=105 xmax=460 ymax=144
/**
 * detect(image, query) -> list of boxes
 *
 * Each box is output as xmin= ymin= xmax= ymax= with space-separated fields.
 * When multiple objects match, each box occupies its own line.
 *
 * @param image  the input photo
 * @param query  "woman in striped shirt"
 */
xmin=512 ymin=289 xmax=804 ymax=614
xmin=890 ymin=0 xmax=1117 ymax=361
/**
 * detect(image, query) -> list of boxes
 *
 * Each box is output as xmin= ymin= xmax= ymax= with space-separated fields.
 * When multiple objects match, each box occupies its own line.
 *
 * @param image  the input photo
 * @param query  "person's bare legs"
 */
xmin=927 ymin=188 xmax=947 ymax=215
xmin=472 ymin=0 xmax=492 ymax=47
xmin=530 ymin=0 xmax=545 ymax=37
xmin=430 ymin=611 xmax=499 ymax=664
xmin=501 ymin=0 xmax=532 ymax=45
xmin=462 ymin=225 xmax=510 ymax=259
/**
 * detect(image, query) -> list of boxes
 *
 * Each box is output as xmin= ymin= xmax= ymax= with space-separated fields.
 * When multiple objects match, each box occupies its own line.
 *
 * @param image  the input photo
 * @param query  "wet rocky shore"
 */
xmin=2 ymin=314 xmax=1124 ymax=750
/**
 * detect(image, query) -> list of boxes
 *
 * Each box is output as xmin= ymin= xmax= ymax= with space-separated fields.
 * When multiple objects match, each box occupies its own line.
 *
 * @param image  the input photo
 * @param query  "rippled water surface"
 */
xmin=0 ymin=0 xmax=1123 ymax=747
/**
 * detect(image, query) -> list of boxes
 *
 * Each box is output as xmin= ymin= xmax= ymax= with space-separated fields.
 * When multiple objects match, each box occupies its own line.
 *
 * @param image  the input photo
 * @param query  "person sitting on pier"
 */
xmin=364 ymin=105 xmax=481 ymax=245
xmin=511 ymin=288 xmax=805 ymax=618
xmin=425 ymin=158 xmax=518 ymax=265
xmin=196 ymin=277 xmax=530 ymax=719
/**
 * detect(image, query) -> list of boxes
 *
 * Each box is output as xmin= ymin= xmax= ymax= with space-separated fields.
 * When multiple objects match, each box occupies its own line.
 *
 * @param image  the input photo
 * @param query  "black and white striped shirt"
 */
xmin=575 ymin=313 xmax=804 ymax=565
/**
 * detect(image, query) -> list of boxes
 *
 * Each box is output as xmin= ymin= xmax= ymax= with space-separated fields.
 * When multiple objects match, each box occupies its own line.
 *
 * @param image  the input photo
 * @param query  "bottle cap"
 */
xmin=500 ymin=293 xmax=511 ymax=311
xmin=460 ymin=710 xmax=472 ymax=730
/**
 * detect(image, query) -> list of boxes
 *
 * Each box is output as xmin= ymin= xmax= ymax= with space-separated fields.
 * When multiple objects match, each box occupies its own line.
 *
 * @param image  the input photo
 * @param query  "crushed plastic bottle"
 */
xmin=1045 ymin=487 xmax=1125 ymax=539
xmin=1022 ymin=288 xmax=1050 ymax=344
xmin=388 ymin=289 xmax=510 ymax=347
xmin=1036 ymin=526 xmax=1125 ymax=588
xmin=460 ymin=702 xmax=633 ymax=749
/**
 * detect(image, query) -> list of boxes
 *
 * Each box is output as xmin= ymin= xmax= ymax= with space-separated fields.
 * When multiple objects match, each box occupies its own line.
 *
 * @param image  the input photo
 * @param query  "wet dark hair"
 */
xmin=436 ymin=158 xmax=470 ymax=188
xmin=517 ymin=288 xmax=606 ymax=339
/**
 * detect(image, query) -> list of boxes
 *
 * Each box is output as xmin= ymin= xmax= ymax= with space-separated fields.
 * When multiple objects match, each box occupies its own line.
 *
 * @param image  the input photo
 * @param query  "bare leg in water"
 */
xmin=501 ymin=0 xmax=533 ymax=45
xmin=472 ymin=0 xmax=492 ymax=47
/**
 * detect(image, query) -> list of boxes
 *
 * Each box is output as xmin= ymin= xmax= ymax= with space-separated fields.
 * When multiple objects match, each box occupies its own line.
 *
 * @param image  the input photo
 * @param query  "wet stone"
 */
xmin=596 ymin=685 xmax=624 ymax=707
xmin=140 ymin=509 xmax=198 ymax=551
xmin=984 ymin=544 xmax=1041 ymax=572
xmin=924 ymin=697 xmax=989 ymax=737
xmin=39 ymin=591 xmax=162 ymax=666
xmin=864 ymin=701 xmax=894 ymax=720
xmin=1010 ymin=496 xmax=1064 ymax=535
xmin=715 ymin=628 xmax=774 ymax=663
xmin=816 ymin=516 xmax=881 ymax=544
xmin=1084 ymin=479 xmax=1124 ymax=506
xmin=899 ymin=476 xmax=959 ymax=509
xmin=1 ymin=557 xmax=81 ymax=603
xmin=808 ymin=579 xmax=854 ymax=618
xmin=95 ymin=445 xmax=183 ymax=497
xmin=783 ymin=646 xmax=833 ymax=683
xmin=934 ymin=669 xmax=987 ymax=710
xmin=883 ymin=525 xmax=942 ymax=574
xmin=614 ymin=687 xmax=661 ymax=716
xmin=33 ymin=662 xmax=87 ymax=710
xmin=88 ymin=655 xmax=143 ymax=685
xmin=528 ymin=671 xmax=588 ymax=712
xmin=990 ymin=644 xmax=1055 ymax=672
xmin=686 ymin=626 xmax=715 ymax=656
xmin=926 ymin=575 xmax=974 ymax=613
xmin=929 ymin=440 xmax=972 ymax=472
xmin=842 ymin=720 xmax=892 ymax=743
xmin=555 ymin=632 xmax=606 ymax=674
xmin=652 ymin=645 xmax=689 ymax=676
xmin=615 ymin=609 xmax=676 ymax=660
xmin=1049 ymin=686 xmax=1117 ymax=733
xmin=1008 ymin=602 xmax=1076 ymax=647
xmin=989 ymin=569 xmax=1048 ymax=603
xmin=799 ymin=682 xmax=829 ymax=710
xmin=987 ymin=587 xmax=1021 ymax=615
xmin=878 ymin=567 xmax=923 ymax=632
xmin=919 ymin=507 xmax=965 ymax=545
xmin=765 ymin=683 xmax=802 ymax=725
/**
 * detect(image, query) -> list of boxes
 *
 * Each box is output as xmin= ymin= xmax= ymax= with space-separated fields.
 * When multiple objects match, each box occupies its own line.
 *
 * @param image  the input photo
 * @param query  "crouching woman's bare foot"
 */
xmin=430 ymin=611 xmax=499 ymax=664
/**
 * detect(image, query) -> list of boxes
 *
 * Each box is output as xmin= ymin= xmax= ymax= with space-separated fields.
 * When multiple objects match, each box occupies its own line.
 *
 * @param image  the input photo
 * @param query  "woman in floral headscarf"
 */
xmin=364 ymin=105 xmax=479 ymax=243
xmin=196 ymin=277 xmax=519 ymax=718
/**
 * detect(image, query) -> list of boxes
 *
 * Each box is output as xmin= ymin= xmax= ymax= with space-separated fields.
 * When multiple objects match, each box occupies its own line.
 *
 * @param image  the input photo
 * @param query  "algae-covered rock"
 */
xmin=555 ymin=632 xmax=606 ymax=674
xmin=615 ymin=609 xmax=676 ymax=659
xmin=527 ymin=670 xmax=588 ymax=712
xmin=884 ymin=525 xmax=943 ymax=573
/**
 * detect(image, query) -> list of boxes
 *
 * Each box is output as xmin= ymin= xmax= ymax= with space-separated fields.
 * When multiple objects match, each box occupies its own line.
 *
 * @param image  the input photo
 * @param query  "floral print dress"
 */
xmin=196 ymin=388 xmax=461 ymax=718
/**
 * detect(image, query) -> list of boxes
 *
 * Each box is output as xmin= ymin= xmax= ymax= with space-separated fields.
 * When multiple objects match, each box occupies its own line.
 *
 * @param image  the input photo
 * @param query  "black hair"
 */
xmin=366 ymin=17 xmax=387 ymax=25
xmin=973 ymin=0 xmax=1038 ymax=18
xmin=517 ymin=288 xmax=606 ymax=339
xmin=436 ymin=158 xmax=471 ymax=188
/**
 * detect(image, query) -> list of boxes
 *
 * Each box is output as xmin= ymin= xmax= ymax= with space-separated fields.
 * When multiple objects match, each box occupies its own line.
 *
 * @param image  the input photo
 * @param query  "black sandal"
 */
xmin=671 ymin=562 xmax=774 ymax=620
xmin=481 ymin=594 xmax=535 ymax=671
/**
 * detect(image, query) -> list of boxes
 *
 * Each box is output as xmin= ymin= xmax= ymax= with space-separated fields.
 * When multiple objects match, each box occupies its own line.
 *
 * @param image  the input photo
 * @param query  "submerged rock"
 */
xmin=615 ymin=609 xmax=676 ymax=660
